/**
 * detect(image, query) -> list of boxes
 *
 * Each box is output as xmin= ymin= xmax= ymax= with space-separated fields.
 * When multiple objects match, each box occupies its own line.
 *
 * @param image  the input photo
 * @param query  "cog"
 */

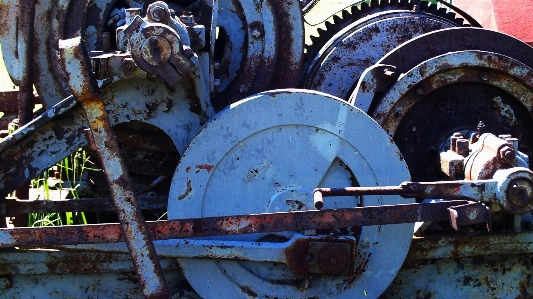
xmin=302 ymin=0 xmax=469 ymax=79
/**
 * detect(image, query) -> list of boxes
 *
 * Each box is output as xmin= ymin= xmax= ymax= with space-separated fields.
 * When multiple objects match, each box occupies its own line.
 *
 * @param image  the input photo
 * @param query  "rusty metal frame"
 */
xmin=0 ymin=200 xmax=470 ymax=248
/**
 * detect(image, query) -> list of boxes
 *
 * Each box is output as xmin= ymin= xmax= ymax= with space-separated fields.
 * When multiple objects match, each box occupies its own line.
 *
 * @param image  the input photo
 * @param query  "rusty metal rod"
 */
xmin=4 ymin=196 xmax=168 ymax=216
xmin=0 ymin=201 xmax=470 ymax=248
xmin=313 ymin=180 xmax=498 ymax=209
xmin=59 ymin=37 xmax=169 ymax=298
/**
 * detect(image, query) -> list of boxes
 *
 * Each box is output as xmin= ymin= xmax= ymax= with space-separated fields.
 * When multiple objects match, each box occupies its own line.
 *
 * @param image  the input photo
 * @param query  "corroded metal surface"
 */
xmin=383 ymin=231 xmax=533 ymax=298
xmin=303 ymin=11 xmax=457 ymax=100
xmin=355 ymin=50 xmax=533 ymax=182
xmin=0 ymin=201 xmax=470 ymax=248
xmin=59 ymin=37 xmax=170 ymax=298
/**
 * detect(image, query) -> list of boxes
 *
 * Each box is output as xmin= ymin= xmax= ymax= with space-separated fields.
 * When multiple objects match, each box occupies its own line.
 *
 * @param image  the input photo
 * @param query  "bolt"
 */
xmin=499 ymin=145 xmax=515 ymax=161
xmin=251 ymin=28 xmax=262 ymax=38
xmin=479 ymin=71 xmax=490 ymax=81
xmin=147 ymin=2 xmax=169 ymax=22
xmin=121 ymin=58 xmax=137 ymax=74
xmin=214 ymin=79 xmax=221 ymax=87
xmin=506 ymin=137 xmax=519 ymax=151
xmin=410 ymin=124 xmax=417 ymax=132
xmin=450 ymin=132 xmax=462 ymax=152
xmin=214 ymin=61 xmax=220 ymax=70
xmin=416 ymin=88 xmax=424 ymax=96
xmin=456 ymin=139 xmax=470 ymax=156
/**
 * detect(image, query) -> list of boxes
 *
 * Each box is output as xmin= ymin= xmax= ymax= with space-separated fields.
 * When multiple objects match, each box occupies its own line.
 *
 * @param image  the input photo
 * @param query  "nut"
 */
xmin=121 ymin=58 xmax=137 ymax=74
xmin=147 ymin=2 xmax=169 ymax=22
xmin=499 ymin=145 xmax=515 ymax=161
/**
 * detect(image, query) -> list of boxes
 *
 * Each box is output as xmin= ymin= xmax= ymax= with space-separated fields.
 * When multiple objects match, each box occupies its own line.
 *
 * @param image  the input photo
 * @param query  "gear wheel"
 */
xmin=302 ymin=0 xmax=469 ymax=79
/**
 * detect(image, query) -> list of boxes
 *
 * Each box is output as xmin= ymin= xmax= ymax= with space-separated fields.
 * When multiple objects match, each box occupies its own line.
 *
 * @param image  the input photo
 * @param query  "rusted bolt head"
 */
xmin=507 ymin=179 xmax=533 ymax=207
xmin=479 ymin=71 xmax=490 ymax=81
xmin=141 ymin=36 xmax=172 ymax=66
xmin=499 ymin=145 xmax=515 ymax=161
xmin=121 ymin=58 xmax=137 ymax=74
xmin=456 ymin=139 xmax=470 ymax=156
xmin=147 ymin=2 xmax=169 ymax=22
xmin=249 ymin=21 xmax=264 ymax=38
xmin=416 ymin=88 xmax=424 ymax=96
xmin=317 ymin=244 xmax=349 ymax=274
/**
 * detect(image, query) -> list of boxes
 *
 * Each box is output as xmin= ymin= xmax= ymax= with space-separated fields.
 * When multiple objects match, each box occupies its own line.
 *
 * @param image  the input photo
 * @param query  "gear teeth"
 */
xmin=419 ymin=1 xmax=430 ymax=11
xmin=341 ymin=10 xmax=351 ymax=20
xmin=302 ymin=0 xmax=470 ymax=83
xmin=360 ymin=1 xmax=370 ymax=12
xmin=437 ymin=7 xmax=448 ymax=17
xmin=369 ymin=0 xmax=379 ymax=8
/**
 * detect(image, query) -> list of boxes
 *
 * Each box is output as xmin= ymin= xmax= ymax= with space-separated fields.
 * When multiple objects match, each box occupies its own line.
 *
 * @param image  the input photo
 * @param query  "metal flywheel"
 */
xmin=167 ymin=90 xmax=413 ymax=298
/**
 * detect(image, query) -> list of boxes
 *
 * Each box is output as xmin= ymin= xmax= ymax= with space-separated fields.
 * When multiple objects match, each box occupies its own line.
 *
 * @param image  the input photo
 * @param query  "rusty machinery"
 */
xmin=0 ymin=0 xmax=532 ymax=298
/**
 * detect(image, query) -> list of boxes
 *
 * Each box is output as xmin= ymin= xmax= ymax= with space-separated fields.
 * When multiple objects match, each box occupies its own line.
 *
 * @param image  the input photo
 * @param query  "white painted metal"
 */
xmin=167 ymin=90 xmax=413 ymax=299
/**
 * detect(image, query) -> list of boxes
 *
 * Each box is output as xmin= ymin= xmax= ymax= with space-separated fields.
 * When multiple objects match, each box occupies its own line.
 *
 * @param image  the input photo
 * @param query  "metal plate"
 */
xmin=168 ymin=90 xmax=413 ymax=298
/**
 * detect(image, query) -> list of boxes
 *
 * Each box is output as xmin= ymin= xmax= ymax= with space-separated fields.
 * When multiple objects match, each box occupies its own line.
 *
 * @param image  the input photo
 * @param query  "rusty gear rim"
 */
xmin=302 ymin=10 xmax=459 ymax=100
xmin=351 ymin=28 xmax=533 ymax=182
xmin=168 ymin=90 xmax=413 ymax=298
xmin=301 ymin=0 xmax=468 ymax=81
xmin=358 ymin=49 xmax=533 ymax=181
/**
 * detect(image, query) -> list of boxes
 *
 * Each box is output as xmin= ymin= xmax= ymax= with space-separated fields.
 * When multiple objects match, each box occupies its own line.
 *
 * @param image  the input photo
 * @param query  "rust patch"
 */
xmin=195 ymin=164 xmax=214 ymax=173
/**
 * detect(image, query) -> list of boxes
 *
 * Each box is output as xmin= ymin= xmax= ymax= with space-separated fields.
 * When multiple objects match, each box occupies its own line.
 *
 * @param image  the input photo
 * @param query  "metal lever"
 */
xmin=59 ymin=37 xmax=169 ymax=299
xmin=314 ymin=167 xmax=533 ymax=216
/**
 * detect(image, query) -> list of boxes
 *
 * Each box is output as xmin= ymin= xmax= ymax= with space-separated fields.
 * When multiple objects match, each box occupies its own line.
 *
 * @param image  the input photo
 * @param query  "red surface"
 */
xmin=492 ymin=0 xmax=533 ymax=45
xmin=454 ymin=0 xmax=533 ymax=46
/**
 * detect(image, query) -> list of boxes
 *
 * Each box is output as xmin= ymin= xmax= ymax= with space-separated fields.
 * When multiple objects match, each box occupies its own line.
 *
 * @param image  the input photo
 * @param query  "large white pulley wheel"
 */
xmin=168 ymin=90 xmax=413 ymax=298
